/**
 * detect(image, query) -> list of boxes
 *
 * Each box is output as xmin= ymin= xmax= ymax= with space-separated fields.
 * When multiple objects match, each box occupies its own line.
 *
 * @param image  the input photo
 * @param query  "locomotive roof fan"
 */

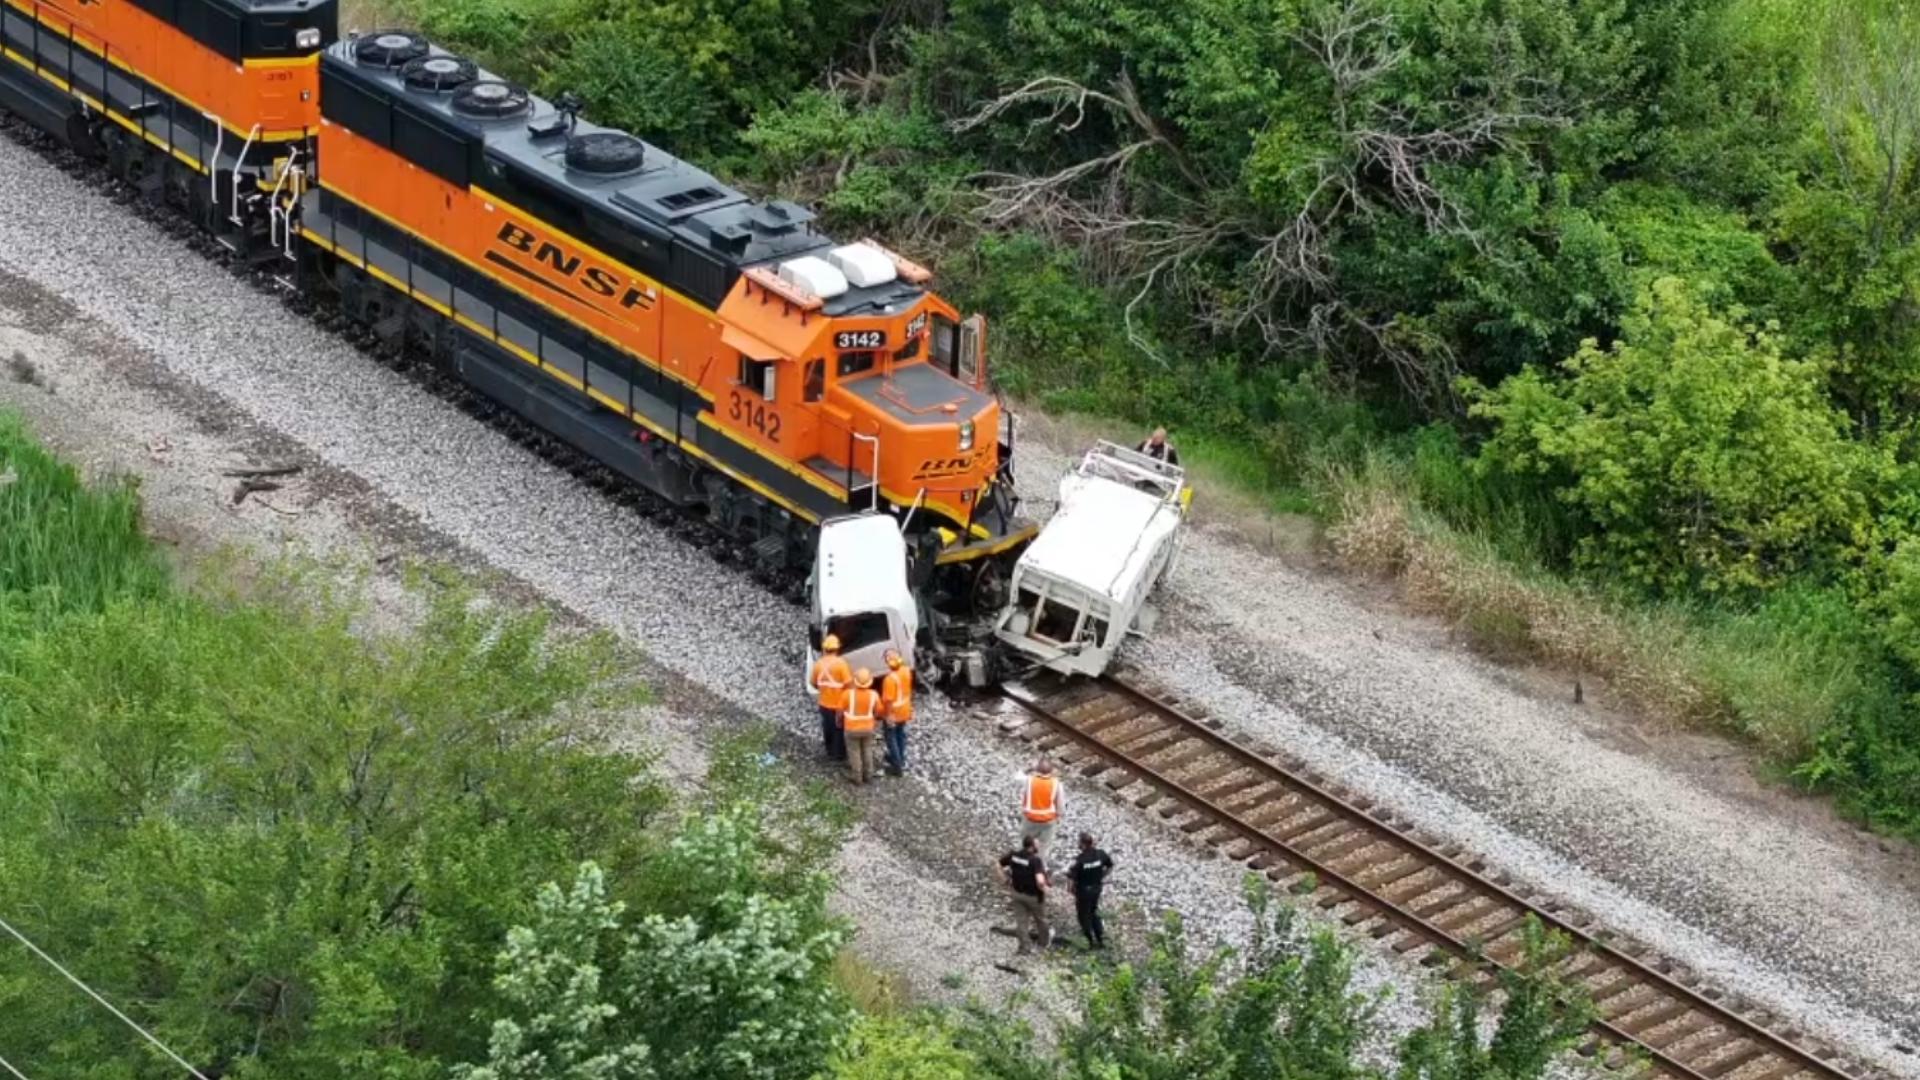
xmin=452 ymin=80 xmax=533 ymax=120
xmin=401 ymin=53 xmax=479 ymax=93
xmin=565 ymin=132 xmax=647 ymax=177
xmin=353 ymin=29 xmax=429 ymax=68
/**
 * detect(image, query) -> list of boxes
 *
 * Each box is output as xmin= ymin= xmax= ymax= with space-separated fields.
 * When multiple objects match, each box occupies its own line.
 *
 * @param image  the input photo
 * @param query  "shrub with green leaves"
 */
xmin=1472 ymin=277 xmax=1874 ymax=595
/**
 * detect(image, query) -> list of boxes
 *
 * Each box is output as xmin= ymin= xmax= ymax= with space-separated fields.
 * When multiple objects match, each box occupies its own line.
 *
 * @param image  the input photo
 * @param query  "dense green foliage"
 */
xmin=506 ymin=872 xmax=1593 ymax=1080
xmin=393 ymin=0 xmax=1920 ymax=836
xmin=0 ymin=416 xmax=850 ymax=1078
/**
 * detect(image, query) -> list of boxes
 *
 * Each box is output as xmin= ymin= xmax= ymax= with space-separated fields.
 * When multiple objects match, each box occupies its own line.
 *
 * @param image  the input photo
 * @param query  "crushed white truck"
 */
xmin=804 ymin=440 xmax=1189 ymax=693
xmin=991 ymin=441 xmax=1189 ymax=678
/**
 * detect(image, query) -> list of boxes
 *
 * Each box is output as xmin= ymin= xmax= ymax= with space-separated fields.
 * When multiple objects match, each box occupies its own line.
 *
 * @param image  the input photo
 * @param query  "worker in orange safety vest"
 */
xmin=1021 ymin=758 xmax=1063 ymax=857
xmin=842 ymin=668 xmax=881 ymax=785
xmin=880 ymin=650 xmax=914 ymax=776
xmin=810 ymin=634 xmax=852 ymax=763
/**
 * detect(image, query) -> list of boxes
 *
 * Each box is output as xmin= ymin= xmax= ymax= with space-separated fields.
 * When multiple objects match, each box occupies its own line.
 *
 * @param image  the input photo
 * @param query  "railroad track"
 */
xmin=998 ymin=673 xmax=1870 ymax=1080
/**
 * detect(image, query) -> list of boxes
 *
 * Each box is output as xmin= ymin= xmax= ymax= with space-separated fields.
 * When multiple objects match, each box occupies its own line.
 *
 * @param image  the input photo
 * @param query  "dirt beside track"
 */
xmin=0 ymin=126 xmax=1914 ymax=1077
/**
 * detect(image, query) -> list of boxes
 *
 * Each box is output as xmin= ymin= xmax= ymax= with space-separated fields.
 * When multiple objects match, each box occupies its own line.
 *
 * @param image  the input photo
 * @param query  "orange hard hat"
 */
xmin=854 ymin=668 xmax=874 ymax=687
xmin=822 ymin=634 xmax=840 ymax=652
xmin=885 ymin=649 xmax=903 ymax=669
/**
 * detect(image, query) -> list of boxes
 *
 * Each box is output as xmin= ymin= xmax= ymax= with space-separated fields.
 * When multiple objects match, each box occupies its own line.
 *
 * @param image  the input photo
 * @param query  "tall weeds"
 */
xmin=1324 ymin=450 xmax=1902 ymax=772
xmin=0 ymin=413 xmax=168 ymax=617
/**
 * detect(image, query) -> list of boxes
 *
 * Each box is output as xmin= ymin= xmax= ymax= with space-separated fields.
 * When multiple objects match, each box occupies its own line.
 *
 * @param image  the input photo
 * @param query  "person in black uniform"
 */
xmin=1066 ymin=832 xmax=1114 ymax=949
xmin=996 ymin=835 xmax=1051 ymax=954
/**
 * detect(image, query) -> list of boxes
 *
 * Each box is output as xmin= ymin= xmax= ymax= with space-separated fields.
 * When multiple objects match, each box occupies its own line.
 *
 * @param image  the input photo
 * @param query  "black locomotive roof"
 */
xmin=320 ymin=39 xmax=925 ymax=317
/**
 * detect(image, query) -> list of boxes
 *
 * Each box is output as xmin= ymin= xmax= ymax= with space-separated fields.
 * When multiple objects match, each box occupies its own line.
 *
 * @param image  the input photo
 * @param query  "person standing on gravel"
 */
xmin=880 ymin=649 xmax=913 ymax=776
xmin=1021 ymin=759 xmax=1062 ymax=855
xmin=1066 ymin=832 xmax=1114 ymax=949
xmin=842 ymin=668 xmax=881 ymax=785
xmin=810 ymin=634 xmax=851 ymax=763
xmin=997 ymin=835 xmax=1052 ymax=955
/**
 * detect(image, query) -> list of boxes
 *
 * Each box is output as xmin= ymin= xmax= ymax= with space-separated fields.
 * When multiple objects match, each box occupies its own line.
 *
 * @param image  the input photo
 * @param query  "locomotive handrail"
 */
xmin=267 ymin=146 xmax=301 ymax=255
xmin=852 ymin=432 xmax=880 ymax=511
xmin=900 ymin=487 xmax=927 ymax=534
xmin=230 ymin=123 xmax=261 ymax=225
xmin=203 ymin=115 xmax=223 ymax=207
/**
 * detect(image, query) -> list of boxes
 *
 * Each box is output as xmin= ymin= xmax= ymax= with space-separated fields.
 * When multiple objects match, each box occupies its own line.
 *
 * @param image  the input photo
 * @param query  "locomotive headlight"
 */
xmin=295 ymin=27 xmax=322 ymax=48
xmin=958 ymin=420 xmax=975 ymax=452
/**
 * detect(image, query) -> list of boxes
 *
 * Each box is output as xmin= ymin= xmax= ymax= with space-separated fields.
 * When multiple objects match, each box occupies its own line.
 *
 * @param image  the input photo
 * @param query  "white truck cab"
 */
xmin=993 ymin=442 xmax=1189 ymax=678
xmin=805 ymin=513 xmax=920 ymax=700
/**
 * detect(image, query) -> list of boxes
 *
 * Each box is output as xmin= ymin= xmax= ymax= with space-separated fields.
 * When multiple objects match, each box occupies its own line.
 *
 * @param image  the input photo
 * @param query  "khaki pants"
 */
xmin=1010 ymin=892 xmax=1050 ymax=954
xmin=845 ymin=729 xmax=877 ymax=784
xmin=1020 ymin=818 xmax=1057 ymax=858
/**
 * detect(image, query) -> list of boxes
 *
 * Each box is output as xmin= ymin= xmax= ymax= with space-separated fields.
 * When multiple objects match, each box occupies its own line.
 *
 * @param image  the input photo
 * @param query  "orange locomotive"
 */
xmin=1 ymin=11 xmax=1038 ymax=634
xmin=0 ymin=0 xmax=330 ymax=252
xmin=295 ymin=32 xmax=1034 ymax=619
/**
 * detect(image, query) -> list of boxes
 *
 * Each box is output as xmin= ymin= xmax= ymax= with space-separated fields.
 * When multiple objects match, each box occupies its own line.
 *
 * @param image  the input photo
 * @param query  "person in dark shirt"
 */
xmin=996 ymin=835 xmax=1051 ymax=954
xmin=1137 ymin=427 xmax=1180 ymax=467
xmin=1066 ymin=832 xmax=1114 ymax=949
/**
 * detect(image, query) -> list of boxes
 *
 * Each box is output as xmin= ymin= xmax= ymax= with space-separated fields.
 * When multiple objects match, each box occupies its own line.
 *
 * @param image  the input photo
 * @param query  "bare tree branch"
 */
xmin=949 ymin=0 xmax=1564 ymax=403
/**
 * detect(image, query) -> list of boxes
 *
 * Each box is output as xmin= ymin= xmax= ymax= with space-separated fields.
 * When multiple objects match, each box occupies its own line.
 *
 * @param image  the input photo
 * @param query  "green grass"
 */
xmin=0 ymin=412 xmax=169 ymax=617
xmin=1322 ymin=451 xmax=1920 ymax=838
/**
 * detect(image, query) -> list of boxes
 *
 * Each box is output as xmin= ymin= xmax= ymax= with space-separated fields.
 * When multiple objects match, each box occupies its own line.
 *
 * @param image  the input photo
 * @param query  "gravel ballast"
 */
xmin=0 ymin=128 xmax=1913 ymax=1078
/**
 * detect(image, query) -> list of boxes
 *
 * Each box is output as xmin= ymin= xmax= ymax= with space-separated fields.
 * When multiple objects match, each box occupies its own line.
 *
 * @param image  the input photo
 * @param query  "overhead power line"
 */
xmin=0 ymin=914 xmax=212 ymax=1080
xmin=0 ymin=1049 xmax=31 ymax=1080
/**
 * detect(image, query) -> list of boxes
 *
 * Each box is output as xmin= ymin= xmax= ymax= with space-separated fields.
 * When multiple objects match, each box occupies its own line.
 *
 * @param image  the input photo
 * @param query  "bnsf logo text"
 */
xmin=493 ymin=222 xmax=656 ymax=312
xmin=914 ymin=455 xmax=977 ymax=479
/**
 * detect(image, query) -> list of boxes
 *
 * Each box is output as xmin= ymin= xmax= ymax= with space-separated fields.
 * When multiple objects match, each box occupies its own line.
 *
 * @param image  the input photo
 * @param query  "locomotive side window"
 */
xmin=931 ymin=315 xmax=959 ymax=377
xmin=802 ymin=360 xmax=824 ymax=403
xmin=738 ymin=353 xmax=776 ymax=402
xmin=837 ymin=351 xmax=876 ymax=378
xmin=957 ymin=315 xmax=985 ymax=386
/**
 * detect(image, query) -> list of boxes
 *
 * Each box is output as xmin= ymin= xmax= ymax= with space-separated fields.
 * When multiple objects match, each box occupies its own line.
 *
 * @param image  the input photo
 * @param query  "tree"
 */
xmin=1472 ymin=277 xmax=1874 ymax=594
xmin=1397 ymin=922 xmax=1595 ymax=1080
xmin=456 ymin=835 xmax=851 ymax=1080
xmin=931 ymin=877 xmax=1591 ymax=1080
xmin=1776 ymin=0 xmax=1920 ymax=426
xmin=0 ymin=575 xmax=665 ymax=1079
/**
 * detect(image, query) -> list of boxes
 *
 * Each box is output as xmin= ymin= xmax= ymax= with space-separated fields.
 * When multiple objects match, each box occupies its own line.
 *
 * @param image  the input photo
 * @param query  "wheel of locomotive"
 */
xmin=64 ymin=113 xmax=104 ymax=161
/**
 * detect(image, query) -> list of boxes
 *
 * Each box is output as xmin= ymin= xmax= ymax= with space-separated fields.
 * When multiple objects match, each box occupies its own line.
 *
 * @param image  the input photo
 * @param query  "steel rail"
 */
xmin=998 ymin=675 xmax=1856 ymax=1080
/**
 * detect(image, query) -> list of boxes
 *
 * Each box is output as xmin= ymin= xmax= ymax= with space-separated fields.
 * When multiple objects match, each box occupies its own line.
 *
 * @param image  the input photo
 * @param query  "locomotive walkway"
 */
xmin=998 ymin=674 xmax=1871 ymax=1080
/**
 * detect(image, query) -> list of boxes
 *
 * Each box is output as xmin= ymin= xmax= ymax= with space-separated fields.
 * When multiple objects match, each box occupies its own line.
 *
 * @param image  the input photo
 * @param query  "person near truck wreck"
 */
xmin=810 ymin=634 xmax=851 ymax=763
xmin=842 ymin=668 xmax=882 ymax=785
xmin=880 ymin=649 xmax=913 ymax=775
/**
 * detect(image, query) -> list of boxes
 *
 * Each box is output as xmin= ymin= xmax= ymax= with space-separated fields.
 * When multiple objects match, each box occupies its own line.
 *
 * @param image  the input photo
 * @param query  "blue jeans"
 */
xmin=883 ymin=723 xmax=908 ymax=771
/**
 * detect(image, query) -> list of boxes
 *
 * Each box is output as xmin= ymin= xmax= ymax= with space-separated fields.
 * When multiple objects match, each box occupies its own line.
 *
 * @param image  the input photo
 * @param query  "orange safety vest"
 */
xmin=812 ymin=654 xmax=852 ymax=711
xmin=843 ymin=686 xmax=880 ymax=735
xmin=1023 ymin=775 xmax=1060 ymax=823
xmin=880 ymin=668 xmax=914 ymax=723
